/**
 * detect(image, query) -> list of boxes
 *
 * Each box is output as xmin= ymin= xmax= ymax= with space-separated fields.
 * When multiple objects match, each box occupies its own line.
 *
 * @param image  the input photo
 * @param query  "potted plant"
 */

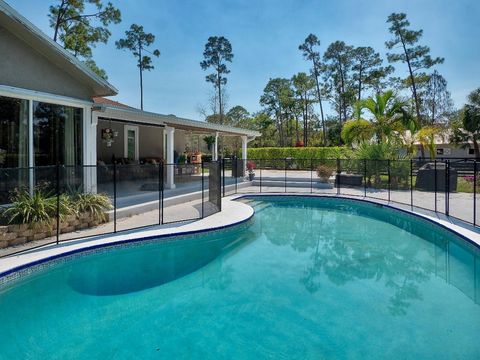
xmin=247 ymin=160 xmax=256 ymax=181
xmin=203 ymin=135 xmax=216 ymax=151
xmin=316 ymin=164 xmax=333 ymax=183
xmin=101 ymin=128 xmax=117 ymax=147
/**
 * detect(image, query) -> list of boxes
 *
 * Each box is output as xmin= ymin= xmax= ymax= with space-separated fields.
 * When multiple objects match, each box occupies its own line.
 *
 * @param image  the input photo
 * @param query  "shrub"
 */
xmin=2 ymin=189 xmax=111 ymax=226
xmin=316 ymin=165 xmax=334 ymax=182
xmin=71 ymin=193 xmax=112 ymax=222
xmin=247 ymin=147 xmax=352 ymax=160
xmin=3 ymin=189 xmax=74 ymax=225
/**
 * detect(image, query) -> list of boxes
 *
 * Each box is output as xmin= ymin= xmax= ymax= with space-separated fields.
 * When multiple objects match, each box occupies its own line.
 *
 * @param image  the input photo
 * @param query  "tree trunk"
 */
xmin=398 ymin=30 xmax=422 ymax=125
xmin=431 ymin=79 xmax=436 ymax=124
xmin=217 ymin=70 xmax=223 ymax=125
xmin=139 ymin=45 xmax=144 ymax=110
xmin=295 ymin=114 xmax=299 ymax=143
xmin=337 ymin=59 xmax=347 ymax=122
xmin=357 ymin=66 xmax=363 ymax=101
xmin=304 ymin=93 xmax=308 ymax=146
xmin=313 ymin=66 xmax=326 ymax=146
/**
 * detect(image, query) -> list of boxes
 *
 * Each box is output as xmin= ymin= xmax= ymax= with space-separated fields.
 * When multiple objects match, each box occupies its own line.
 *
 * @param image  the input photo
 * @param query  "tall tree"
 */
xmin=386 ymin=13 xmax=444 ymax=124
xmin=200 ymin=37 xmax=234 ymax=125
xmin=352 ymin=46 xmax=394 ymax=101
xmin=226 ymin=106 xmax=250 ymax=127
xmin=299 ymin=34 xmax=326 ymax=145
xmin=260 ymin=78 xmax=294 ymax=146
xmin=250 ymin=112 xmax=276 ymax=147
xmin=49 ymin=0 xmax=121 ymax=79
xmin=116 ymin=24 xmax=161 ymax=110
xmin=421 ymin=70 xmax=453 ymax=124
xmin=292 ymin=72 xmax=316 ymax=146
xmin=323 ymin=41 xmax=356 ymax=124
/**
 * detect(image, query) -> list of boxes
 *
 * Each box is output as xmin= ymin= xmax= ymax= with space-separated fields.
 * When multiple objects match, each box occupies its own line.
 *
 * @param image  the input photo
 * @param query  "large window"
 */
xmin=0 ymin=96 xmax=29 ymax=168
xmin=33 ymin=102 xmax=83 ymax=166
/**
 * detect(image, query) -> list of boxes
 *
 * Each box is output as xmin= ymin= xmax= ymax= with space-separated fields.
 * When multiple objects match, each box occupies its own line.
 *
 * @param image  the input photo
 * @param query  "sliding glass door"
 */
xmin=0 ymin=97 xmax=84 ymax=202
xmin=33 ymin=102 xmax=83 ymax=166
xmin=0 ymin=96 xmax=29 ymax=168
xmin=0 ymin=96 xmax=29 ymax=203
xmin=33 ymin=101 xmax=83 ymax=190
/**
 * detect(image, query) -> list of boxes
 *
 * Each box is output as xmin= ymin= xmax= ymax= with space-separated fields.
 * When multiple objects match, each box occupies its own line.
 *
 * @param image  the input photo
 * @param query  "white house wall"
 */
xmin=97 ymin=119 xmax=164 ymax=162
xmin=97 ymin=120 xmax=125 ymax=162
xmin=139 ymin=126 xmax=163 ymax=160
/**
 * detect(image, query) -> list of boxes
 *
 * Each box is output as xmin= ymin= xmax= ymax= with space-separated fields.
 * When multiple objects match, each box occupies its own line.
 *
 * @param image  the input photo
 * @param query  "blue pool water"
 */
xmin=0 ymin=196 xmax=479 ymax=359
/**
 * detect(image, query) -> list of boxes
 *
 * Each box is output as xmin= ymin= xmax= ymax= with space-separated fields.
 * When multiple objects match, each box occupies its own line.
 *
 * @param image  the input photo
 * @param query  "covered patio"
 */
xmin=92 ymin=99 xmax=259 ymax=197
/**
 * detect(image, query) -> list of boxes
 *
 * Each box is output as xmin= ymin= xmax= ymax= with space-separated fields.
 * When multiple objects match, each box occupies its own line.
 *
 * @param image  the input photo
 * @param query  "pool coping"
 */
xmin=1 ymin=193 xmax=479 ymax=281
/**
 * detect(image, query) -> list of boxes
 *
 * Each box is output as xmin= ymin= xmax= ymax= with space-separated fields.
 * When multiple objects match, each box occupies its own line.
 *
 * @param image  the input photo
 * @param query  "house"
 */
xmin=0 ymin=1 xmax=259 ymax=195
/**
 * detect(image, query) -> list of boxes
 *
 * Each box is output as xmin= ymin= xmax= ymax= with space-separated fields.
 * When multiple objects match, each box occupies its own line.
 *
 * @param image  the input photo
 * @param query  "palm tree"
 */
xmin=341 ymin=90 xmax=409 ymax=145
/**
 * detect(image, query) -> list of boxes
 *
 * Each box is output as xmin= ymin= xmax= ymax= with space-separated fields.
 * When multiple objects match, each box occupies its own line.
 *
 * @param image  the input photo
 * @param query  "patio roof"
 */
xmin=93 ymin=100 xmax=261 ymax=138
xmin=0 ymin=1 xmax=118 ymax=97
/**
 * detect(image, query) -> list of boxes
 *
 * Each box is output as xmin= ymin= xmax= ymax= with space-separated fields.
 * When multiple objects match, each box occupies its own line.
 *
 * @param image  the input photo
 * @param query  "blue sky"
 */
xmin=7 ymin=0 xmax=480 ymax=120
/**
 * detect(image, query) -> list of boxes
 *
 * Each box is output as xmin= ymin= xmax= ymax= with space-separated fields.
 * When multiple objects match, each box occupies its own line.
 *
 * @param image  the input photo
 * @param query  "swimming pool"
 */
xmin=0 ymin=196 xmax=479 ymax=359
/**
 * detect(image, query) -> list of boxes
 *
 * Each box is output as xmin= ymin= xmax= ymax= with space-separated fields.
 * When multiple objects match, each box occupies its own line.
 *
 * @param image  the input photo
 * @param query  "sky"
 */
xmin=6 ymin=0 xmax=480 ymax=120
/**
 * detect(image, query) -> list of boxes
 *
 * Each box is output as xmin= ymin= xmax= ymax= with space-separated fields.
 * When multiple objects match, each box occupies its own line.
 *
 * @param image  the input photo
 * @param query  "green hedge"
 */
xmin=247 ymin=147 xmax=353 ymax=160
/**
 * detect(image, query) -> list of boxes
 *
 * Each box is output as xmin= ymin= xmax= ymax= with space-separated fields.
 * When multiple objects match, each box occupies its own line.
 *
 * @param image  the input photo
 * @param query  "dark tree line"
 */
xmin=203 ymin=12 xmax=453 ymax=149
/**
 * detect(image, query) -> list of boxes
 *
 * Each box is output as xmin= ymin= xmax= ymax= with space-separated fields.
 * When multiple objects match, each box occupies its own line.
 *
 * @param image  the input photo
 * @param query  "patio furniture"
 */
xmin=335 ymin=174 xmax=363 ymax=187
xmin=415 ymin=162 xmax=457 ymax=192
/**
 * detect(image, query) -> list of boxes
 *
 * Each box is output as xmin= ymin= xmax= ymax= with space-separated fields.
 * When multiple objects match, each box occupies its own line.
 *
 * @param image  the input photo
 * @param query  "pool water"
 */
xmin=0 ymin=196 xmax=479 ymax=359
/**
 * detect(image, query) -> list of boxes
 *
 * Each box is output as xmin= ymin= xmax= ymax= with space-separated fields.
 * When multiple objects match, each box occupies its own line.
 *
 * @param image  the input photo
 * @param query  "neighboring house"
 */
xmin=410 ymin=132 xmax=475 ymax=159
xmin=0 ymin=1 xmax=258 ymax=192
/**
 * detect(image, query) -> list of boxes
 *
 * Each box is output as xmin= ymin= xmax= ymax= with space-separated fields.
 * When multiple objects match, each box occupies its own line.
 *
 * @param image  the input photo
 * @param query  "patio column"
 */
xmin=164 ymin=126 xmax=175 ymax=189
xmin=213 ymin=132 xmax=219 ymax=161
xmin=241 ymin=135 xmax=248 ymax=160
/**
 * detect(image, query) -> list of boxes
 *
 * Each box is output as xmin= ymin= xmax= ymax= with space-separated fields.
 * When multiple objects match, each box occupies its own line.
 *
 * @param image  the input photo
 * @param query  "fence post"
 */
xmin=158 ymin=162 xmax=162 ymax=225
xmin=235 ymin=158 xmax=238 ymax=194
xmin=222 ymin=158 xmax=225 ymax=197
xmin=363 ymin=159 xmax=367 ymax=197
xmin=445 ymin=160 xmax=449 ymax=216
xmin=410 ymin=159 xmax=413 ymax=208
xmin=310 ymin=158 xmax=313 ymax=194
xmin=434 ymin=160 xmax=437 ymax=212
xmin=259 ymin=159 xmax=262 ymax=193
xmin=217 ymin=159 xmax=222 ymax=211
xmin=284 ymin=158 xmax=287 ymax=193
xmin=474 ymin=160 xmax=477 ymax=226
xmin=336 ymin=158 xmax=341 ymax=195
xmin=201 ymin=161 xmax=204 ymax=219
xmin=388 ymin=159 xmax=391 ymax=202
xmin=56 ymin=163 xmax=60 ymax=244
xmin=113 ymin=160 xmax=117 ymax=233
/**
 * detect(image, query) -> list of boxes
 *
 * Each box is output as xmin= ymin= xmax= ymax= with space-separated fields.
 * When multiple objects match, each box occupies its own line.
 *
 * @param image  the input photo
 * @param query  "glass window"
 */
xmin=33 ymin=102 xmax=83 ymax=166
xmin=0 ymin=96 xmax=29 ymax=168
xmin=127 ymin=129 xmax=136 ymax=160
